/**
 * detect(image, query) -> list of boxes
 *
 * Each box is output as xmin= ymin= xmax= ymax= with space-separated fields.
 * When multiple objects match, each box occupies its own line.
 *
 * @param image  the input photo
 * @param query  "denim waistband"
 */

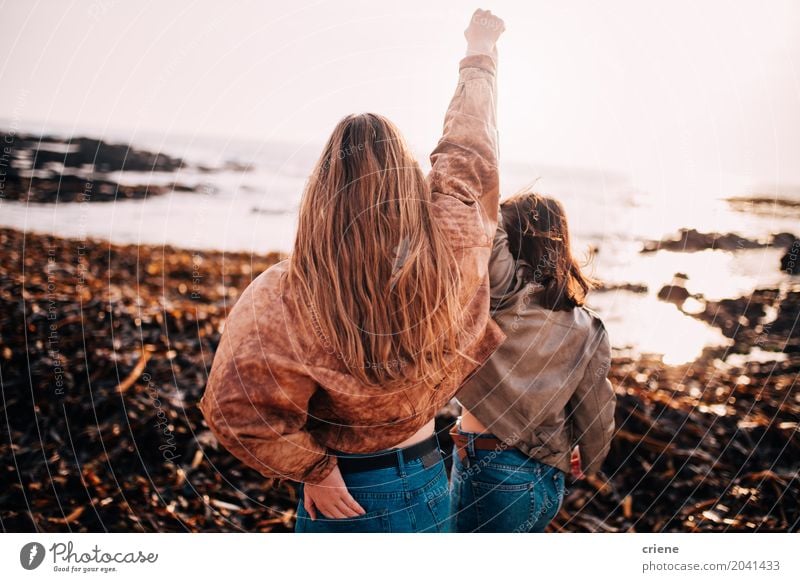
xmin=333 ymin=433 xmax=442 ymax=475
xmin=451 ymin=421 xmax=523 ymax=461
xmin=332 ymin=433 xmax=440 ymax=459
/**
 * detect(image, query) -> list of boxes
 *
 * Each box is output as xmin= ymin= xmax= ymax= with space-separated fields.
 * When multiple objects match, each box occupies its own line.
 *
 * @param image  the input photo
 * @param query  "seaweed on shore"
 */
xmin=1 ymin=227 xmax=797 ymax=532
xmin=550 ymin=351 xmax=799 ymax=532
xmin=0 ymin=227 xmax=292 ymax=532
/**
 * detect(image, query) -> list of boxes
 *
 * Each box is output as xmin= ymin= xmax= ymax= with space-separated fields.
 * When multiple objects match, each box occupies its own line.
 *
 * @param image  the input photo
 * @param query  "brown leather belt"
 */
xmin=449 ymin=426 xmax=507 ymax=462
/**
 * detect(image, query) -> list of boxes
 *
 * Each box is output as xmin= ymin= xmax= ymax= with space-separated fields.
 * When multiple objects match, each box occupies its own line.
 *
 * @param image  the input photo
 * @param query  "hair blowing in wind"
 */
xmin=287 ymin=113 xmax=464 ymax=387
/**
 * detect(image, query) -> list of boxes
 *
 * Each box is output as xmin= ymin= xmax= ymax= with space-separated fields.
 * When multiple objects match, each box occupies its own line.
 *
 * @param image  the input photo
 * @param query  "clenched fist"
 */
xmin=465 ymin=9 xmax=505 ymax=59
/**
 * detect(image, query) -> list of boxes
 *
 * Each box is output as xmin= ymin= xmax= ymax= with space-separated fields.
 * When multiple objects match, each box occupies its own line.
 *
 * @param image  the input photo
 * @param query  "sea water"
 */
xmin=1 ymin=130 xmax=797 ymax=365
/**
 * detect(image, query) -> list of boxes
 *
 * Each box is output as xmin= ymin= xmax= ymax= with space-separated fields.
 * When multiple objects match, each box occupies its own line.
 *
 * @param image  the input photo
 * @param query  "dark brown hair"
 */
xmin=500 ymin=189 xmax=597 ymax=311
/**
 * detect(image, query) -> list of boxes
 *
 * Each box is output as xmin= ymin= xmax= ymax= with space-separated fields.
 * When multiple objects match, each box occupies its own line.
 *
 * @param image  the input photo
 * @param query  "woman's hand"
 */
xmin=464 ymin=8 xmax=505 ymax=58
xmin=303 ymin=465 xmax=365 ymax=520
xmin=571 ymin=446 xmax=586 ymax=480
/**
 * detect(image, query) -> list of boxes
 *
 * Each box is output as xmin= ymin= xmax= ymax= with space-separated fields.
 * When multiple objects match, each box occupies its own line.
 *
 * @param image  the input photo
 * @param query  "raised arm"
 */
xmin=429 ymin=9 xmax=505 ymax=245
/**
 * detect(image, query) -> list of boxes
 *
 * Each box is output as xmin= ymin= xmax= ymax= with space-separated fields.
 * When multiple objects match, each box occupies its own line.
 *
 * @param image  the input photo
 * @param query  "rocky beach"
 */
xmin=0 ymin=132 xmax=253 ymax=204
xmin=0 ymin=132 xmax=188 ymax=203
xmin=1 ymin=221 xmax=797 ymax=532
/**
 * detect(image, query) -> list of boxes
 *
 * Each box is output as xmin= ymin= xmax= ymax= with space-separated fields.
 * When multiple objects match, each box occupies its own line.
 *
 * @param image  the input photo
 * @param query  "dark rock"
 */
xmin=657 ymin=284 xmax=691 ymax=305
xmin=642 ymin=228 xmax=766 ymax=253
xmin=727 ymin=195 xmax=800 ymax=212
xmin=685 ymin=287 xmax=798 ymax=349
xmin=780 ymin=239 xmax=800 ymax=274
xmin=772 ymin=232 xmax=798 ymax=248
xmin=770 ymin=291 xmax=800 ymax=334
xmin=2 ymin=173 xmax=171 ymax=203
xmin=0 ymin=132 xmax=184 ymax=173
xmin=596 ymin=282 xmax=648 ymax=294
xmin=0 ymin=132 xmax=188 ymax=203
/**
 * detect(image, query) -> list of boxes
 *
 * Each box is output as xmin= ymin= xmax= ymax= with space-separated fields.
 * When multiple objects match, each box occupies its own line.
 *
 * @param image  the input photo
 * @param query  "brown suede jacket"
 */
xmin=199 ymin=54 xmax=505 ymax=484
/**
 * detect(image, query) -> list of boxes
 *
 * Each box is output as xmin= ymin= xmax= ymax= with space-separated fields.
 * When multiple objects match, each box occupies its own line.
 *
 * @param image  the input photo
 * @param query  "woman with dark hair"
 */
xmin=200 ymin=9 xmax=505 ymax=532
xmin=449 ymin=189 xmax=617 ymax=532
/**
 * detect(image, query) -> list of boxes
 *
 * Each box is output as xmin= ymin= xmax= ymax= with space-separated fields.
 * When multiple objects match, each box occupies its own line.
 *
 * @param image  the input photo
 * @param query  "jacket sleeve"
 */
xmin=199 ymin=286 xmax=337 ymax=484
xmin=429 ymin=54 xmax=500 ymax=247
xmin=488 ymin=212 xmax=519 ymax=307
xmin=567 ymin=326 xmax=616 ymax=475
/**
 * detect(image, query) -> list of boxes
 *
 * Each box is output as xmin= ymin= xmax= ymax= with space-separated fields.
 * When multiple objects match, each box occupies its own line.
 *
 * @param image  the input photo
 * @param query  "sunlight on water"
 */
xmin=588 ymin=292 xmax=731 ymax=365
xmin=598 ymin=248 xmax=787 ymax=302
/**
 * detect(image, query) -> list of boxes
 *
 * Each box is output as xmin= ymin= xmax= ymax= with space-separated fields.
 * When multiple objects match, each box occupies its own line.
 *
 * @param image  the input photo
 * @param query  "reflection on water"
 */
xmin=725 ymin=348 xmax=787 ymax=368
xmin=596 ymin=247 xmax=787 ymax=302
xmin=588 ymin=292 xmax=730 ymax=365
xmin=0 ymin=174 xmax=304 ymax=254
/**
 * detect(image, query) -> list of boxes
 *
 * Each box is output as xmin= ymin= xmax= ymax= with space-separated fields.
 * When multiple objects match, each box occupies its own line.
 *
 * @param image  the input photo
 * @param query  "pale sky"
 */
xmin=2 ymin=0 xmax=799 ymax=192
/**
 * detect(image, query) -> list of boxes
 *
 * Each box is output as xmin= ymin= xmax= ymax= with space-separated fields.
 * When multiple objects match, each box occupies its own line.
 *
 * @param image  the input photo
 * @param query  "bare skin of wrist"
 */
xmin=466 ymin=44 xmax=496 ymax=58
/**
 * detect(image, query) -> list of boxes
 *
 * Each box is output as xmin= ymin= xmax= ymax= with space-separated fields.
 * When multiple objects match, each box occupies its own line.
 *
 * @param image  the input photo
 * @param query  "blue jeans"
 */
xmin=295 ymin=448 xmax=451 ymax=533
xmin=449 ymin=430 xmax=566 ymax=532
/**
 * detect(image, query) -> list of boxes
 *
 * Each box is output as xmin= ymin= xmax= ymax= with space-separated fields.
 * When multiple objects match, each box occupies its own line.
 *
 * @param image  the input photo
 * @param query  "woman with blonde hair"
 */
xmin=200 ymin=8 xmax=505 ymax=532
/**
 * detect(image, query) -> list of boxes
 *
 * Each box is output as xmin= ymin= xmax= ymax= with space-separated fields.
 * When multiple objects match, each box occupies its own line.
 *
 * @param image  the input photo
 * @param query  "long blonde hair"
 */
xmin=287 ymin=113 xmax=463 ymax=387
